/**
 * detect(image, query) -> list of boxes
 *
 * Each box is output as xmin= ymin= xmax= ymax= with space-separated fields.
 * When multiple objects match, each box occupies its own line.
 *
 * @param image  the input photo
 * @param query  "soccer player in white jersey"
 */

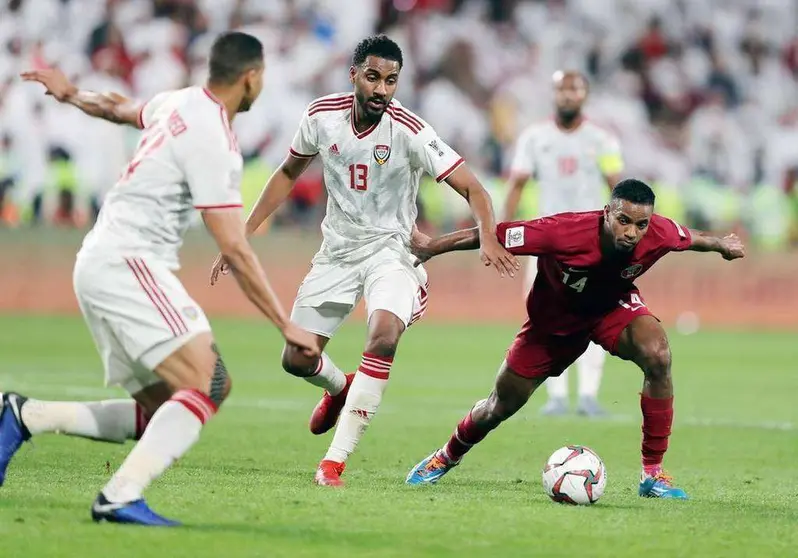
xmin=502 ymin=71 xmax=624 ymax=417
xmin=210 ymin=35 xmax=518 ymax=487
xmin=1 ymin=32 xmax=320 ymax=526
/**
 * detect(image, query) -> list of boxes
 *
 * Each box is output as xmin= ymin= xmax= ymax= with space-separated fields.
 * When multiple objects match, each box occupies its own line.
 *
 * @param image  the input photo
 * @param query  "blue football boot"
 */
xmin=639 ymin=469 xmax=689 ymax=499
xmin=405 ymin=450 xmax=458 ymax=485
xmin=91 ymin=493 xmax=181 ymax=526
xmin=0 ymin=392 xmax=31 ymax=486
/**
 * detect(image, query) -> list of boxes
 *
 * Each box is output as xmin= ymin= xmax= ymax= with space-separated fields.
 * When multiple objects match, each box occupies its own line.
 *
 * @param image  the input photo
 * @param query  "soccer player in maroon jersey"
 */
xmin=405 ymin=178 xmax=745 ymax=498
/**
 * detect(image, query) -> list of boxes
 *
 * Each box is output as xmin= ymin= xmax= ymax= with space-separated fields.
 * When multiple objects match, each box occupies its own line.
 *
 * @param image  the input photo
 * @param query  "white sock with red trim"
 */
xmin=303 ymin=352 xmax=346 ymax=396
xmin=323 ymin=353 xmax=391 ymax=463
xmin=101 ymin=389 xmax=217 ymax=503
xmin=20 ymin=399 xmax=145 ymax=442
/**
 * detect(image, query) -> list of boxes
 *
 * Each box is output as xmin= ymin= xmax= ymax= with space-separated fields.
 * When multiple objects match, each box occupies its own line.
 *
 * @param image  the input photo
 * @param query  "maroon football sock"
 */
xmin=443 ymin=411 xmax=497 ymax=462
xmin=640 ymin=394 xmax=673 ymax=469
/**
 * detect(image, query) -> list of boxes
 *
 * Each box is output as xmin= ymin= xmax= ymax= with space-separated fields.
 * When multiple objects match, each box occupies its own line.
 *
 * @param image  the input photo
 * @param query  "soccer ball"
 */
xmin=541 ymin=445 xmax=606 ymax=505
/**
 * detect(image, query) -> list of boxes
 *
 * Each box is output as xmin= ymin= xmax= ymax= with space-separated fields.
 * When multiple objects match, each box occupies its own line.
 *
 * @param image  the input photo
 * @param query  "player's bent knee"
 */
xmin=639 ymin=338 xmax=672 ymax=377
xmin=281 ymin=344 xmax=317 ymax=377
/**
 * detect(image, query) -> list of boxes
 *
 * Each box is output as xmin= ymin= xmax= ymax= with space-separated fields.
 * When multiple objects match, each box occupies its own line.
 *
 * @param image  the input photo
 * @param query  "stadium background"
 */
xmin=2 ymin=0 xmax=798 ymax=326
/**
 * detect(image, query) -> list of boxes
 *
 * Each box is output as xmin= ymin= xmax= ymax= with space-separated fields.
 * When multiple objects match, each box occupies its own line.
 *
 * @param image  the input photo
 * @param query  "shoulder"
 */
xmin=558 ymin=210 xmax=603 ymax=230
xmin=584 ymin=120 xmax=619 ymax=142
xmin=648 ymin=214 xmax=687 ymax=240
xmin=305 ymin=92 xmax=354 ymax=119
xmin=180 ymin=88 xmax=231 ymax=132
xmin=516 ymin=120 xmax=555 ymax=146
xmin=386 ymin=98 xmax=429 ymax=137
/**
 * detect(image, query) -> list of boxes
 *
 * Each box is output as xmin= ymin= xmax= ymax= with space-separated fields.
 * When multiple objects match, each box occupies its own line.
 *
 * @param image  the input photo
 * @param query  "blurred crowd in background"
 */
xmin=2 ymin=0 xmax=798 ymax=249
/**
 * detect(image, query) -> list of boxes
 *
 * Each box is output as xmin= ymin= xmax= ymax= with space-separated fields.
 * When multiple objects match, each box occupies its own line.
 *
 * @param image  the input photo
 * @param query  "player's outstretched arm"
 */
xmin=687 ymin=230 xmax=746 ymax=261
xmin=445 ymin=165 xmax=520 ymax=277
xmin=20 ymin=68 xmax=143 ymax=128
xmin=202 ymin=209 xmax=320 ymax=357
xmin=411 ymin=226 xmax=480 ymax=265
xmin=209 ymin=154 xmax=313 ymax=284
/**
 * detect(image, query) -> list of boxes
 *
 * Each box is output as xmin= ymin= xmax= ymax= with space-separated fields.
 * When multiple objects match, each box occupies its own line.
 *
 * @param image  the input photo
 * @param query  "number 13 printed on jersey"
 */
xmin=349 ymin=164 xmax=368 ymax=191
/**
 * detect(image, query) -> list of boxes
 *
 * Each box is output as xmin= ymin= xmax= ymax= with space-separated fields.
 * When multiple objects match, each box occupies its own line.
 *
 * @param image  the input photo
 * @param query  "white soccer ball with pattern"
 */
xmin=542 ymin=445 xmax=606 ymax=505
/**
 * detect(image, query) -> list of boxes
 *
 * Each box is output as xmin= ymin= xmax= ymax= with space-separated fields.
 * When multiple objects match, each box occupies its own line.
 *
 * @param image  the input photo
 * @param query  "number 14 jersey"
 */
xmin=496 ymin=211 xmax=693 ymax=335
xmin=290 ymin=93 xmax=464 ymax=263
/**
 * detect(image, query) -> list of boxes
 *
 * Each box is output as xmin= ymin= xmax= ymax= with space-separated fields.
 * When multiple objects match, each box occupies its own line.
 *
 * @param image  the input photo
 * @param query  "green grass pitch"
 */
xmin=0 ymin=315 xmax=796 ymax=557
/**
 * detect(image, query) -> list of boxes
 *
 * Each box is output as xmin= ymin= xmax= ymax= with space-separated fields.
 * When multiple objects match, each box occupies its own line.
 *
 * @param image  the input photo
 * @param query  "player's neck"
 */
xmin=204 ymin=84 xmax=239 ymax=123
xmin=555 ymin=114 xmax=584 ymax=132
xmin=353 ymin=102 xmax=380 ymax=133
xmin=599 ymin=228 xmax=622 ymax=258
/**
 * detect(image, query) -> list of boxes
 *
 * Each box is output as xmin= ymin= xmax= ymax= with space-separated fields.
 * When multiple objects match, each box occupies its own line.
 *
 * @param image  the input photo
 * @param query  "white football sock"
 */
xmin=546 ymin=369 xmax=569 ymax=399
xmin=303 ymin=352 xmax=347 ymax=396
xmin=21 ymin=399 xmax=140 ymax=443
xmin=324 ymin=353 xmax=391 ymax=463
xmin=102 ymin=389 xmax=216 ymax=504
xmin=577 ymin=343 xmax=606 ymax=399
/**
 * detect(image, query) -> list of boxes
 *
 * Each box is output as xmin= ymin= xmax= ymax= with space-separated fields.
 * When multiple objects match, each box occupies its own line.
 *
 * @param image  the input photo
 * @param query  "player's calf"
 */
xmin=408 ymin=362 xmax=542 ymax=485
xmin=99 ymin=333 xmax=223 ymax=508
xmin=616 ymin=316 xmax=680 ymax=490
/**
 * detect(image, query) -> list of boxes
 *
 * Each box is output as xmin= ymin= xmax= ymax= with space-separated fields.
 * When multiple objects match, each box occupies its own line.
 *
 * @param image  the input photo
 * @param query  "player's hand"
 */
xmin=410 ymin=227 xmax=434 ymax=266
xmin=209 ymin=253 xmax=230 ymax=286
xmin=281 ymin=322 xmax=321 ymax=359
xmin=20 ymin=67 xmax=77 ymax=102
xmin=479 ymin=233 xmax=520 ymax=278
xmin=719 ymin=233 xmax=745 ymax=261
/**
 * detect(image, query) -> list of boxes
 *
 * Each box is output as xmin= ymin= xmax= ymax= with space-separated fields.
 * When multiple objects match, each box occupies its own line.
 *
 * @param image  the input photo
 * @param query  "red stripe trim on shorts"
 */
xmin=125 ymin=258 xmax=180 ymax=336
xmin=133 ymin=258 xmax=188 ymax=335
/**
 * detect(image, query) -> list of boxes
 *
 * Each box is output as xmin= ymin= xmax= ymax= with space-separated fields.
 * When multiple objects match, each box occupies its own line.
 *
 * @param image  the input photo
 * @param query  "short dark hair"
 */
xmin=352 ymin=35 xmax=403 ymax=68
xmin=611 ymin=178 xmax=656 ymax=206
xmin=208 ymin=32 xmax=264 ymax=85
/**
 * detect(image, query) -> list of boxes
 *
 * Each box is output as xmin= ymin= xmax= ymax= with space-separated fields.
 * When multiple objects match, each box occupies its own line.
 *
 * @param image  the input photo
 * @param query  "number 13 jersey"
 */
xmin=290 ymin=93 xmax=464 ymax=262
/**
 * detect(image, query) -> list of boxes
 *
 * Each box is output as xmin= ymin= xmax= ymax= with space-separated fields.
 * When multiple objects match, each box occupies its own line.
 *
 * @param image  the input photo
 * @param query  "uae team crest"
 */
xmin=373 ymin=144 xmax=391 ymax=165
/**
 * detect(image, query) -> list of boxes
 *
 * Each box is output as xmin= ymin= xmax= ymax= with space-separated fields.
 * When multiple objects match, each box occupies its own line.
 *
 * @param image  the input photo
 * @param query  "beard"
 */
xmin=556 ymin=107 xmax=581 ymax=125
xmin=356 ymin=90 xmax=387 ymax=120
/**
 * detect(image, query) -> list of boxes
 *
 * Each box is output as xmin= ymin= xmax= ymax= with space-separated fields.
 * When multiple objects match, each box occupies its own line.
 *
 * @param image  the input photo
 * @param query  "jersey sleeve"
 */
xmin=288 ymin=107 xmax=319 ymax=159
xmin=137 ymin=90 xmax=174 ymax=129
xmin=495 ymin=217 xmax=558 ymax=256
xmin=173 ymin=110 xmax=242 ymax=210
xmin=656 ymin=215 xmax=692 ymax=252
xmin=411 ymin=125 xmax=465 ymax=182
xmin=509 ymin=127 xmax=536 ymax=176
xmin=597 ymin=130 xmax=624 ymax=176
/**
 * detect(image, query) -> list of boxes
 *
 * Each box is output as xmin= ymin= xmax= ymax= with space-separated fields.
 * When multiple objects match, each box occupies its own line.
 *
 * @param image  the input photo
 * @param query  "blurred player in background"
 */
xmin=406 ymin=179 xmax=745 ymax=498
xmin=0 ymin=32 xmax=319 ymax=526
xmin=210 ymin=35 xmax=517 ymax=487
xmin=503 ymin=71 xmax=624 ymax=417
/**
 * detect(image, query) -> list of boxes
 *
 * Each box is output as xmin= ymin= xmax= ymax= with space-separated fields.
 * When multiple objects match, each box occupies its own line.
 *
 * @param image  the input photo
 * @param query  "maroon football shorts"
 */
xmin=505 ymin=291 xmax=655 ymax=379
